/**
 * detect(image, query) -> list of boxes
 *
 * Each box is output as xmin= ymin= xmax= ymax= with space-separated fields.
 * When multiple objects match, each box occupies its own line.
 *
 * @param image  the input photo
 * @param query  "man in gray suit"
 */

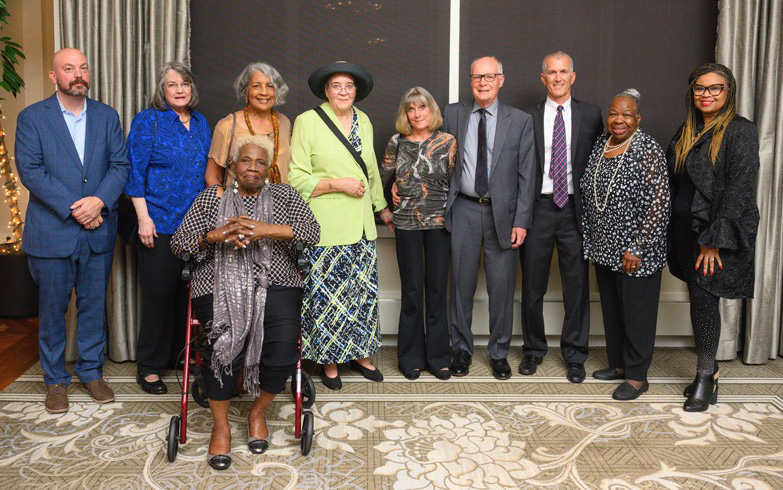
xmin=519 ymin=51 xmax=603 ymax=383
xmin=443 ymin=56 xmax=536 ymax=379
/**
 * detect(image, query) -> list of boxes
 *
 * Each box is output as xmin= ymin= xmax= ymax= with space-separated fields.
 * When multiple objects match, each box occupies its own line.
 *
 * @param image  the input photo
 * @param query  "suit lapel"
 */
xmin=43 ymin=94 xmax=83 ymax=172
xmin=490 ymin=103 xmax=510 ymax=176
xmin=82 ymin=98 xmax=97 ymax=173
xmin=570 ymin=99 xmax=582 ymax=164
xmin=457 ymin=102 xmax=469 ymax=163
xmin=533 ymin=101 xmax=545 ymax=173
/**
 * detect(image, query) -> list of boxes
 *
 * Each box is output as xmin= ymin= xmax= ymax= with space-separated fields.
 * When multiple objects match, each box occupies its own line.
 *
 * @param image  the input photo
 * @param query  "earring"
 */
xmin=233 ymin=179 xmax=239 ymax=193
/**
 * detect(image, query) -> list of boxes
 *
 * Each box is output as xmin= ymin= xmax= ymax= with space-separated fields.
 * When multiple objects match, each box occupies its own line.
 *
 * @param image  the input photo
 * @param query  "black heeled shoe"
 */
xmin=207 ymin=452 xmax=231 ymax=470
xmin=247 ymin=414 xmax=269 ymax=454
xmin=683 ymin=361 xmax=719 ymax=397
xmin=683 ymin=374 xmax=718 ymax=412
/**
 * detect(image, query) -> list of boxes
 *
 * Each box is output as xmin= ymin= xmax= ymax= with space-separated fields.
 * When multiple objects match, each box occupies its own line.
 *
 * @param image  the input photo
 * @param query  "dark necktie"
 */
xmin=475 ymin=108 xmax=488 ymax=196
xmin=550 ymin=105 xmax=568 ymax=208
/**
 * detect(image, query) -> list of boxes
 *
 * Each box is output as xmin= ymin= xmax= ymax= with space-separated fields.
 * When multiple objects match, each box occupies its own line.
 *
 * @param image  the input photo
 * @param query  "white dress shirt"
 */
xmin=542 ymin=96 xmax=573 ymax=195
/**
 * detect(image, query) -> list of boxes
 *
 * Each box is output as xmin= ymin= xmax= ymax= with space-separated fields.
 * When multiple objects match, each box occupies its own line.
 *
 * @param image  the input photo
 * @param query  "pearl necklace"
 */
xmin=593 ymin=132 xmax=636 ymax=213
xmin=603 ymin=136 xmax=632 ymax=153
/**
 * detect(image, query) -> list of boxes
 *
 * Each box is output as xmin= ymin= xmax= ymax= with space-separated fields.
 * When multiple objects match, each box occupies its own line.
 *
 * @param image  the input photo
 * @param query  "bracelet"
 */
xmin=201 ymin=230 xmax=210 ymax=246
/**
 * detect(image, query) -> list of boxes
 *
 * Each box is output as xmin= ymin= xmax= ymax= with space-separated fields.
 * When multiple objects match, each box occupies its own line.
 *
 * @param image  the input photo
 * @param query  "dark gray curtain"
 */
xmin=59 ymin=0 xmax=190 ymax=362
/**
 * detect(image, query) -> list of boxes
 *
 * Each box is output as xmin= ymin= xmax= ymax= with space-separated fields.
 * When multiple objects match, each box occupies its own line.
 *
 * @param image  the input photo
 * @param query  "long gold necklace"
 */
xmin=593 ymin=132 xmax=636 ymax=213
xmin=243 ymin=106 xmax=281 ymax=183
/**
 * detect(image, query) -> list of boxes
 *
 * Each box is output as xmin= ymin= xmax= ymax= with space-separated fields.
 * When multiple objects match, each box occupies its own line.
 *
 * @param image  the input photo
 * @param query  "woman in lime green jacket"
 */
xmin=289 ymin=62 xmax=393 ymax=390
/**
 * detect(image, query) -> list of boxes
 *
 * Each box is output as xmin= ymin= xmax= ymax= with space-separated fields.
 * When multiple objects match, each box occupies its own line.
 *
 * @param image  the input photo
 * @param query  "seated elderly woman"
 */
xmin=171 ymin=135 xmax=320 ymax=470
xmin=581 ymin=88 xmax=670 ymax=401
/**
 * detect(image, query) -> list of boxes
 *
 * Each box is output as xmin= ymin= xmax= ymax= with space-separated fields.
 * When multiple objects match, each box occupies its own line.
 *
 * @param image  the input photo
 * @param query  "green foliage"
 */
xmin=0 ymin=0 xmax=25 ymax=99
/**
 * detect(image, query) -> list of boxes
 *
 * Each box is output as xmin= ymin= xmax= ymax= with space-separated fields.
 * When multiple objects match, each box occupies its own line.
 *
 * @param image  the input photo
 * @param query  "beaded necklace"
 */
xmin=593 ymin=132 xmax=636 ymax=213
xmin=243 ymin=106 xmax=281 ymax=183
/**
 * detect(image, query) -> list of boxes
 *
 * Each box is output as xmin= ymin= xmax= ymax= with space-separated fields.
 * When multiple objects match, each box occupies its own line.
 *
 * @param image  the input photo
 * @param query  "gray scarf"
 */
xmin=209 ymin=182 xmax=272 ymax=398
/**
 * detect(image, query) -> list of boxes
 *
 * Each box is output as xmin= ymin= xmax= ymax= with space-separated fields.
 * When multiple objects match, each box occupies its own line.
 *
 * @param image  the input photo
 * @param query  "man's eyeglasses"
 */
xmin=692 ymin=84 xmax=725 ymax=96
xmin=470 ymin=73 xmax=502 ymax=83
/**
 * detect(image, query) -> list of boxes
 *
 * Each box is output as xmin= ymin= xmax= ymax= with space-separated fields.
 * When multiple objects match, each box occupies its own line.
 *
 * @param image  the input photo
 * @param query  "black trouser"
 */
xmin=135 ymin=234 xmax=188 ymax=377
xmin=191 ymin=286 xmax=302 ymax=400
xmin=520 ymin=196 xmax=590 ymax=363
xmin=395 ymin=228 xmax=451 ymax=373
xmin=671 ymin=223 xmax=721 ymax=375
xmin=594 ymin=264 xmax=662 ymax=381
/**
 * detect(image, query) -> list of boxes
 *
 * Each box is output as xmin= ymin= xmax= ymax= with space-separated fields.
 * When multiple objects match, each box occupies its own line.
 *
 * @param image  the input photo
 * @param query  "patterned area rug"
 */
xmin=1 ymin=347 xmax=782 ymax=489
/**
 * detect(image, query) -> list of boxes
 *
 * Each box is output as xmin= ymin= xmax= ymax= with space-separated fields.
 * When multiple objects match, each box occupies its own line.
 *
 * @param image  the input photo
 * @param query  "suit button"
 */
xmin=83 ymin=178 xmax=88 ymax=183
xmin=50 ymin=209 xmax=56 ymax=215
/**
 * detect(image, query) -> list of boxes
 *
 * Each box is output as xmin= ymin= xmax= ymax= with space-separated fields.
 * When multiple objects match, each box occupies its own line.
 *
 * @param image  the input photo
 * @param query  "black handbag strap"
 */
xmin=314 ymin=106 xmax=369 ymax=180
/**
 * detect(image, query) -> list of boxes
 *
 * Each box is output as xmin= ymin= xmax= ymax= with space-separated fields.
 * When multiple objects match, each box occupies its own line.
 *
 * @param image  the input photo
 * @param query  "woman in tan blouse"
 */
xmin=206 ymin=62 xmax=292 ymax=186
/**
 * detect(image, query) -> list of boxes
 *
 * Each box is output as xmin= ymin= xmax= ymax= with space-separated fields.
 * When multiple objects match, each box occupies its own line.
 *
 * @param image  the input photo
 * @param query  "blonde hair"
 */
xmin=674 ymin=63 xmax=737 ymax=172
xmin=231 ymin=134 xmax=273 ymax=164
xmin=394 ymin=87 xmax=443 ymax=135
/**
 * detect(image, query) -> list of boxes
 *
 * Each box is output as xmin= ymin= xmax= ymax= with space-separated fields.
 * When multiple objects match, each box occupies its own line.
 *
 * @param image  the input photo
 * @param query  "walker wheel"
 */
xmin=191 ymin=377 xmax=210 ymax=408
xmin=167 ymin=415 xmax=180 ymax=462
xmin=291 ymin=371 xmax=316 ymax=409
xmin=301 ymin=410 xmax=314 ymax=455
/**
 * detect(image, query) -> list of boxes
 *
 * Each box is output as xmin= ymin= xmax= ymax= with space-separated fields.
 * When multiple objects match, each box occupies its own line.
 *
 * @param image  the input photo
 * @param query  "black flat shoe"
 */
xmin=349 ymin=360 xmax=384 ymax=382
xmin=137 ymin=373 xmax=167 ymax=395
xmin=566 ymin=363 xmax=586 ymax=383
xmin=450 ymin=350 xmax=472 ymax=377
xmin=402 ymin=368 xmax=420 ymax=380
xmin=491 ymin=358 xmax=512 ymax=380
xmin=207 ymin=453 xmax=231 ymax=470
xmin=518 ymin=355 xmax=543 ymax=375
xmin=592 ymin=367 xmax=625 ymax=381
xmin=683 ymin=374 xmax=718 ymax=412
xmin=684 ymin=361 xmax=719 ymax=397
xmin=433 ymin=368 xmax=452 ymax=380
xmin=247 ymin=415 xmax=269 ymax=454
xmin=321 ymin=370 xmax=342 ymax=390
xmin=612 ymin=381 xmax=649 ymax=400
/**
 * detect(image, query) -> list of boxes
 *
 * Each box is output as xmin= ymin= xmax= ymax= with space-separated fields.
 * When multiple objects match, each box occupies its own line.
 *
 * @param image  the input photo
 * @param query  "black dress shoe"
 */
xmin=137 ymin=373 xmax=167 ymax=395
xmin=207 ymin=453 xmax=231 ymax=470
xmin=612 ymin=381 xmax=649 ymax=400
xmin=592 ymin=367 xmax=625 ymax=381
xmin=402 ymin=368 xmax=420 ymax=380
xmin=433 ymin=368 xmax=452 ymax=380
xmin=321 ymin=370 xmax=342 ymax=390
xmin=491 ymin=358 xmax=512 ymax=380
xmin=566 ymin=363 xmax=586 ymax=383
xmin=684 ymin=361 xmax=719 ymax=397
xmin=518 ymin=355 xmax=543 ymax=375
xmin=450 ymin=350 xmax=472 ymax=377
xmin=683 ymin=374 xmax=718 ymax=412
xmin=350 ymin=360 xmax=384 ymax=381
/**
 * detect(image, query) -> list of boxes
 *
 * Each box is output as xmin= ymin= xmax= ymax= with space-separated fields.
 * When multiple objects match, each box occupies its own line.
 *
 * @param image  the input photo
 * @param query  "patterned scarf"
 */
xmin=209 ymin=182 xmax=272 ymax=398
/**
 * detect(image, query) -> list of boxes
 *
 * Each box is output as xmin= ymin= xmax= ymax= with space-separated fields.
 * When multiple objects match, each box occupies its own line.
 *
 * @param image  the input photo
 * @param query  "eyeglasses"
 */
xmin=328 ymin=83 xmax=356 ymax=93
xmin=166 ymin=81 xmax=192 ymax=90
xmin=692 ymin=84 xmax=725 ymax=96
xmin=470 ymin=73 xmax=502 ymax=83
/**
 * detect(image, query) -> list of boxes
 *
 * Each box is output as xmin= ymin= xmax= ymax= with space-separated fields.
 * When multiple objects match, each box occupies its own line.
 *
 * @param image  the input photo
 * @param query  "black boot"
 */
xmin=683 ymin=373 xmax=718 ymax=412
xmin=683 ymin=360 xmax=719 ymax=397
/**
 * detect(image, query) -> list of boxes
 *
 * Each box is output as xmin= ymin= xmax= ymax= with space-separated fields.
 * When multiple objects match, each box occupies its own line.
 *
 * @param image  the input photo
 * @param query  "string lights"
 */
xmin=0 ymin=105 xmax=22 ymax=254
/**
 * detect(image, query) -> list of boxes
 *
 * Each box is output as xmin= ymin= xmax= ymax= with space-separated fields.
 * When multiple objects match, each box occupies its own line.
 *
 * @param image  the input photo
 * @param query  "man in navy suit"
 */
xmin=443 ymin=56 xmax=536 ymax=380
xmin=15 ymin=48 xmax=128 ymax=413
xmin=519 ymin=51 xmax=603 ymax=382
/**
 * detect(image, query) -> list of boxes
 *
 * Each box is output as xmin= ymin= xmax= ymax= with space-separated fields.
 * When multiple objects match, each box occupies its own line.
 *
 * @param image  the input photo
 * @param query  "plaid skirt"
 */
xmin=301 ymin=238 xmax=382 ymax=363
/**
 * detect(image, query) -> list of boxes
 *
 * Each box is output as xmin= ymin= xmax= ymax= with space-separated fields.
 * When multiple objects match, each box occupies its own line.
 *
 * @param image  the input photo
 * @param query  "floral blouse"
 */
xmin=581 ymin=130 xmax=670 ymax=277
xmin=380 ymin=131 xmax=457 ymax=230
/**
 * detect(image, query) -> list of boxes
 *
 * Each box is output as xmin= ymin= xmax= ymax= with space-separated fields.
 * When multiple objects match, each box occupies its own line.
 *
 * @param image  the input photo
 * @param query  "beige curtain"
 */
xmin=716 ymin=0 xmax=783 ymax=363
xmin=59 ymin=0 xmax=190 ymax=362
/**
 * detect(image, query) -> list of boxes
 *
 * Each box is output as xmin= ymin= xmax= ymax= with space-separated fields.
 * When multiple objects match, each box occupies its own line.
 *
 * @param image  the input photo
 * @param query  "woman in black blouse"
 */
xmin=581 ymin=89 xmax=670 ymax=401
xmin=667 ymin=63 xmax=759 ymax=412
xmin=171 ymin=136 xmax=320 ymax=470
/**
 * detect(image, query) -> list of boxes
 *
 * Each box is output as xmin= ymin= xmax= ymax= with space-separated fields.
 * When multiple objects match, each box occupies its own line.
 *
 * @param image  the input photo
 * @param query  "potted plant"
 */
xmin=0 ymin=0 xmax=36 ymax=317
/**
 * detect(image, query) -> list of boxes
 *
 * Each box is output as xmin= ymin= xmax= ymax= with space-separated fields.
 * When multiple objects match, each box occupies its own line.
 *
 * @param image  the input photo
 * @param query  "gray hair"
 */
xmin=234 ymin=62 xmax=289 ymax=106
xmin=612 ymin=88 xmax=642 ymax=112
xmin=231 ymin=134 xmax=274 ymax=165
xmin=541 ymin=51 xmax=574 ymax=73
xmin=151 ymin=61 xmax=199 ymax=110
xmin=470 ymin=56 xmax=504 ymax=75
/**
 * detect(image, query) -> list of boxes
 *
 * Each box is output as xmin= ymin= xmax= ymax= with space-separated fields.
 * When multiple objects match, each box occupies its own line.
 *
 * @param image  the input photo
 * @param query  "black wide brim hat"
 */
xmin=308 ymin=61 xmax=374 ymax=102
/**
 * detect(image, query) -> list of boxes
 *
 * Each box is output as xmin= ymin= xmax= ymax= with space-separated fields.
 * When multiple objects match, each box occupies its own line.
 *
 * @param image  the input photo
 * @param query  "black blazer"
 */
xmin=524 ymin=98 xmax=603 ymax=232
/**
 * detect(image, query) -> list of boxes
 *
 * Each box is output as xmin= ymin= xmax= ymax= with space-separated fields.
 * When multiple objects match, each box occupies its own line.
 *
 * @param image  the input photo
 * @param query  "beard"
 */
xmin=58 ymin=78 xmax=90 ymax=96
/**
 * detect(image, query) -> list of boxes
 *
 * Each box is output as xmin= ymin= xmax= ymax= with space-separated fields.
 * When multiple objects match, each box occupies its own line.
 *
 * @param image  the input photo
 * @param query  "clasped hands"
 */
xmin=71 ymin=196 xmax=104 ymax=230
xmin=209 ymin=215 xmax=267 ymax=249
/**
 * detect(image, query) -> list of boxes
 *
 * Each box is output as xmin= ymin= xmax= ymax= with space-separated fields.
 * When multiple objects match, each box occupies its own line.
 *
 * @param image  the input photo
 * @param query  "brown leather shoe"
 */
xmin=45 ymin=384 xmax=69 ymax=414
xmin=82 ymin=378 xmax=115 ymax=403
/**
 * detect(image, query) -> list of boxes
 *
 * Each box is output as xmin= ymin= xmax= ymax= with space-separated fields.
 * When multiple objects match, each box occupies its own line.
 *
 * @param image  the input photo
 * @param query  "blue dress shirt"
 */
xmin=124 ymin=107 xmax=211 ymax=234
xmin=56 ymin=94 xmax=87 ymax=164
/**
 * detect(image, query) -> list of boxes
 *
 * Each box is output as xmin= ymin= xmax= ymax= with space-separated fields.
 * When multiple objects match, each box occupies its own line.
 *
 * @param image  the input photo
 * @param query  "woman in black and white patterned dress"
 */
xmin=581 ymin=89 xmax=670 ymax=401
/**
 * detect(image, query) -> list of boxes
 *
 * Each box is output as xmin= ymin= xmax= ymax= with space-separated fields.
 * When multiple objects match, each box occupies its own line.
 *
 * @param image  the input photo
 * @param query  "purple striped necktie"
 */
xmin=550 ymin=105 xmax=568 ymax=208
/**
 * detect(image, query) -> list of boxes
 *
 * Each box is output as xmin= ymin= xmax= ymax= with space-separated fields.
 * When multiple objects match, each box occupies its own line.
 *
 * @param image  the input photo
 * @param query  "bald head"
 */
xmin=49 ymin=48 xmax=90 ymax=97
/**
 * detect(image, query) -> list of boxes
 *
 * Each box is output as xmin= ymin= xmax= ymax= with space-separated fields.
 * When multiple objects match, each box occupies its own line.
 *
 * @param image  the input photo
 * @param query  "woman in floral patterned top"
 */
xmin=381 ymin=87 xmax=456 ymax=381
